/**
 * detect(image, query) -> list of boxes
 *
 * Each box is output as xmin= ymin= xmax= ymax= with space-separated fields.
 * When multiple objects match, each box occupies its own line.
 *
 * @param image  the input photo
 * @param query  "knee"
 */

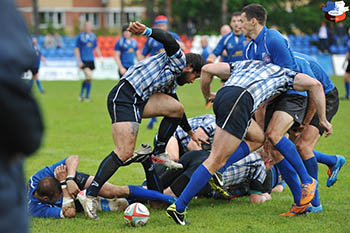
xmin=296 ymin=140 xmax=312 ymax=158
xmin=169 ymin=102 xmax=184 ymax=118
xmin=265 ymin=129 xmax=281 ymax=146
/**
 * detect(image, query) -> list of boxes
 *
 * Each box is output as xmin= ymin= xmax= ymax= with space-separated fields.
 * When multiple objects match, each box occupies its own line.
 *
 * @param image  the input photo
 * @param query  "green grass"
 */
xmin=28 ymin=77 xmax=350 ymax=233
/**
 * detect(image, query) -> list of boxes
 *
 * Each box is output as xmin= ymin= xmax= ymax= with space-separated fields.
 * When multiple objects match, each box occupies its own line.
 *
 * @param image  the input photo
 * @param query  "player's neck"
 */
xmin=251 ymin=25 xmax=264 ymax=40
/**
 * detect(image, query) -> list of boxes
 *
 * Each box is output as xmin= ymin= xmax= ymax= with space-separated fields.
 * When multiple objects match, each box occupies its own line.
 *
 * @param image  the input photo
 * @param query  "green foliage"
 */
xmin=28 ymin=78 xmax=350 ymax=232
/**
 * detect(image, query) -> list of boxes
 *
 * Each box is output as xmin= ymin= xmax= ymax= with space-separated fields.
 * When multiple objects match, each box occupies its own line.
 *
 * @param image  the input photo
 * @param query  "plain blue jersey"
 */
xmin=243 ymin=26 xmax=306 ymax=96
xmin=212 ymin=32 xmax=246 ymax=63
xmin=33 ymin=46 xmax=41 ymax=68
xmin=114 ymin=37 xmax=138 ymax=69
xmin=142 ymin=31 xmax=181 ymax=56
xmin=28 ymin=159 xmax=67 ymax=218
xmin=201 ymin=45 xmax=211 ymax=62
xmin=294 ymin=52 xmax=335 ymax=94
xmin=75 ymin=32 xmax=97 ymax=62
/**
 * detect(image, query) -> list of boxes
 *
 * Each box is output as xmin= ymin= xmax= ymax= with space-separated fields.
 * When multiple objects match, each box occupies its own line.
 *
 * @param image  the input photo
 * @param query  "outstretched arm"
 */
xmin=128 ymin=21 xmax=179 ymax=56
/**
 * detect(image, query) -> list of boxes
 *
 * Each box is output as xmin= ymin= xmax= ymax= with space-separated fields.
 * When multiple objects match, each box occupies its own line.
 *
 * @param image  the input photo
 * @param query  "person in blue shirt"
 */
xmin=142 ymin=15 xmax=186 ymax=129
xmin=29 ymin=154 xmax=177 ymax=218
xmin=240 ymin=3 xmax=317 ymax=216
xmin=200 ymin=36 xmax=211 ymax=63
xmin=114 ymin=25 xmax=139 ymax=78
xmin=28 ymin=37 xmax=46 ymax=93
xmin=75 ymin=21 xmax=102 ymax=102
xmin=207 ymin=12 xmax=247 ymax=64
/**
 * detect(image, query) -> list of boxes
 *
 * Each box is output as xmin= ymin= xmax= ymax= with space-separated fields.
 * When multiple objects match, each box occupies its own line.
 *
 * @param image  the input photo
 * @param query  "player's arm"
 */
xmin=94 ymin=46 xmax=102 ymax=59
xmin=55 ymin=164 xmax=76 ymax=218
xmin=207 ymin=37 xmax=226 ymax=63
xmin=266 ymin=34 xmax=294 ymax=68
xmin=65 ymin=155 xmax=81 ymax=198
xmin=128 ymin=21 xmax=179 ymax=57
xmin=293 ymin=73 xmax=332 ymax=136
xmin=113 ymin=42 xmax=127 ymax=75
xmin=200 ymin=62 xmax=231 ymax=100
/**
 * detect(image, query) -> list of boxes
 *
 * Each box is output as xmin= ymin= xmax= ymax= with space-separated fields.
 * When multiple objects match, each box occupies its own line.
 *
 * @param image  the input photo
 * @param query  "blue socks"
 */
xmin=276 ymin=159 xmax=301 ymax=205
xmin=128 ymin=185 xmax=175 ymax=204
xmin=85 ymin=81 xmax=91 ymax=99
xmin=274 ymin=136 xmax=312 ymax=184
xmin=218 ymin=141 xmax=250 ymax=174
xmin=345 ymin=82 xmax=349 ymax=98
xmin=314 ymin=150 xmax=337 ymax=167
xmin=304 ymin=157 xmax=320 ymax=207
xmin=36 ymin=80 xmax=44 ymax=93
xmin=175 ymin=164 xmax=212 ymax=212
xmin=80 ymin=81 xmax=87 ymax=97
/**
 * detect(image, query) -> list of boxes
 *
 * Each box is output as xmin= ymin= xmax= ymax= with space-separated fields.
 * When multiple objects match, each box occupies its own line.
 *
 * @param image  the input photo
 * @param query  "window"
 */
xmin=105 ymin=12 xmax=120 ymax=28
xmin=38 ymin=12 xmax=64 ymax=28
xmin=80 ymin=13 xmax=100 ymax=28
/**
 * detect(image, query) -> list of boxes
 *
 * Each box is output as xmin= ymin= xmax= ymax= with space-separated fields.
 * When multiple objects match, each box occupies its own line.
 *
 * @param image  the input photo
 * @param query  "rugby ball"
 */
xmin=123 ymin=202 xmax=150 ymax=227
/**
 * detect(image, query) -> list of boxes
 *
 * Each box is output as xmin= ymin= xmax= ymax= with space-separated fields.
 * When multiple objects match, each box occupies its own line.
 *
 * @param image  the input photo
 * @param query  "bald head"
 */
xmin=83 ymin=22 xmax=92 ymax=33
xmin=220 ymin=24 xmax=231 ymax=36
xmin=36 ymin=177 xmax=61 ymax=202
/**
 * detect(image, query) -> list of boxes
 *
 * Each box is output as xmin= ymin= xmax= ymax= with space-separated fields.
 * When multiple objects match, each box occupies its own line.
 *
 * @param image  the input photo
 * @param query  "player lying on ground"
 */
xmin=28 ymin=155 xmax=176 ymax=218
xmin=166 ymin=60 xmax=332 ymax=225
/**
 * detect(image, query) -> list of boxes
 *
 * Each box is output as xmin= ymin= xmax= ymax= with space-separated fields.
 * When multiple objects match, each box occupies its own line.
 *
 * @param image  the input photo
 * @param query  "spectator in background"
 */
xmin=186 ymin=19 xmax=196 ymax=40
xmin=200 ymin=36 xmax=211 ymax=63
xmin=54 ymin=32 xmax=63 ymax=49
xmin=220 ymin=24 xmax=232 ymax=37
xmin=29 ymin=37 xmax=46 ymax=94
xmin=44 ymin=33 xmax=55 ymax=49
xmin=318 ymin=22 xmax=330 ymax=53
xmin=335 ymin=22 xmax=347 ymax=47
xmin=74 ymin=21 xmax=102 ymax=102
xmin=114 ymin=25 xmax=139 ymax=78
xmin=0 ymin=0 xmax=44 ymax=232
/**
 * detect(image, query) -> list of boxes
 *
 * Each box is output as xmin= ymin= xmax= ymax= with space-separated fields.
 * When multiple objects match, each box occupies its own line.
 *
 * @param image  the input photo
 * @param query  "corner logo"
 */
xmin=322 ymin=1 xmax=349 ymax=23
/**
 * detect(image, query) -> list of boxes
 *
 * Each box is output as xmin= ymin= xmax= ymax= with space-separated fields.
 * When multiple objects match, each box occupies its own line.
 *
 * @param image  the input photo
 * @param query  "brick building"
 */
xmin=16 ymin=0 xmax=145 ymax=33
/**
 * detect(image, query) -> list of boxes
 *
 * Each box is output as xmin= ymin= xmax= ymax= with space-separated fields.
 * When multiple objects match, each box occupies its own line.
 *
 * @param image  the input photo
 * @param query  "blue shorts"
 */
xmin=213 ymin=86 xmax=254 ymax=140
xmin=107 ymin=80 xmax=147 ymax=123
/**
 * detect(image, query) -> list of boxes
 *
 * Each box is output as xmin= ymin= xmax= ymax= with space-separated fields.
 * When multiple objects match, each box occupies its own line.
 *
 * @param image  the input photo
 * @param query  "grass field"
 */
xmin=27 ymin=77 xmax=350 ymax=233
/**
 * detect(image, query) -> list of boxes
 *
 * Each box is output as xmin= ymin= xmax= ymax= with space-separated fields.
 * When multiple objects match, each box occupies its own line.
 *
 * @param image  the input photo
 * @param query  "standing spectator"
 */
xmin=29 ymin=37 xmax=46 ymax=93
xmin=186 ymin=19 xmax=196 ymax=40
xmin=114 ymin=25 xmax=139 ymax=78
xmin=44 ymin=33 xmax=55 ymax=49
xmin=335 ymin=22 xmax=347 ymax=47
xmin=0 ymin=0 xmax=44 ymax=232
xmin=318 ymin=22 xmax=330 ymax=53
xmin=54 ymin=32 xmax=63 ymax=49
xmin=200 ymin=36 xmax=211 ymax=63
xmin=74 ymin=21 xmax=102 ymax=102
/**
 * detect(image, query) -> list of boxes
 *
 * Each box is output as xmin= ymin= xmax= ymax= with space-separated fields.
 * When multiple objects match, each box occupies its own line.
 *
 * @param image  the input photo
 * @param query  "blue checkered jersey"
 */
xmin=243 ymin=26 xmax=306 ymax=96
xmin=270 ymin=165 xmax=286 ymax=189
xmin=225 ymin=60 xmax=297 ymax=112
xmin=75 ymin=32 xmax=97 ymax=62
xmin=223 ymin=151 xmax=266 ymax=187
xmin=122 ymin=48 xmax=186 ymax=100
xmin=28 ymin=159 xmax=67 ymax=218
xmin=212 ymin=32 xmax=246 ymax=63
xmin=114 ymin=37 xmax=138 ymax=69
xmin=294 ymin=52 xmax=335 ymax=94
xmin=174 ymin=114 xmax=216 ymax=150
xmin=142 ymin=31 xmax=181 ymax=56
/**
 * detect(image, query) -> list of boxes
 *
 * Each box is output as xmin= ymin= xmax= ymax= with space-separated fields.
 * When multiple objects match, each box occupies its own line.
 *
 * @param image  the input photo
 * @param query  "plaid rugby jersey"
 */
xmin=174 ymin=114 xmax=216 ymax=150
xmin=223 ymin=151 xmax=266 ymax=187
xmin=226 ymin=60 xmax=297 ymax=112
xmin=122 ymin=48 xmax=186 ymax=101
